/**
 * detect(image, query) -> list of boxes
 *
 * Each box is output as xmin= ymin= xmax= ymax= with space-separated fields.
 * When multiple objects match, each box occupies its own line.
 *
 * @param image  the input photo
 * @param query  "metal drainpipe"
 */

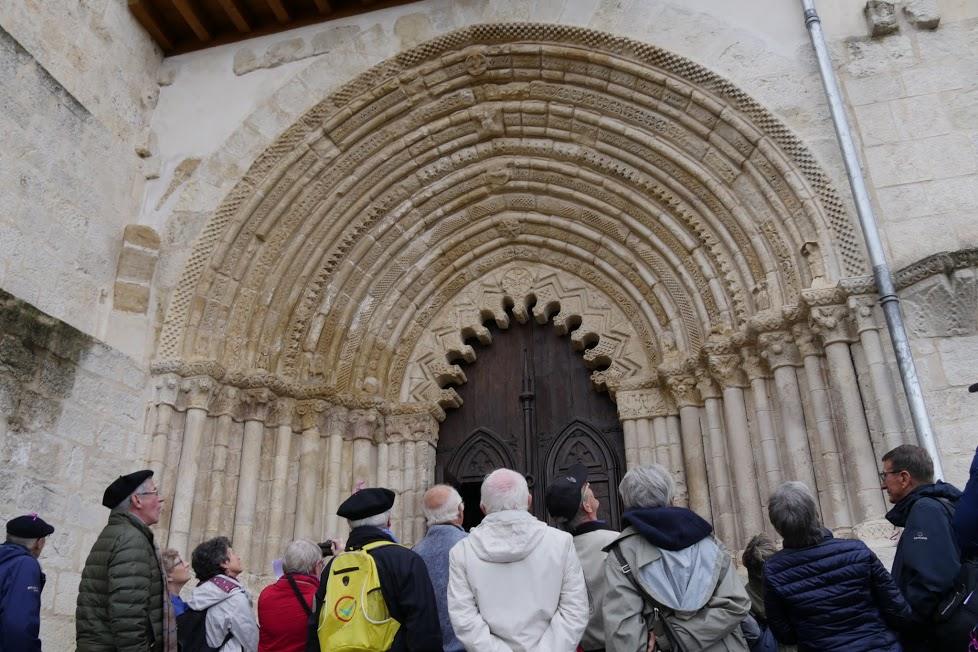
xmin=800 ymin=0 xmax=945 ymax=479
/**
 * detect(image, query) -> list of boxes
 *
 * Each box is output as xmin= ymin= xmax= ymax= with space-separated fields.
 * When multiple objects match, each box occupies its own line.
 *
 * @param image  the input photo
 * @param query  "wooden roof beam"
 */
xmin=128 ymin=0 xmax=173 ymax=51
xmin=216 ymin=0 xmax=252 ymax=33
xmin=265 ymin=0 xmax=291 ymax=23
xmin=173 ymin=0 xmax=212 ymax=42
xmin=312 ymin=0 xmax=333 ymax=14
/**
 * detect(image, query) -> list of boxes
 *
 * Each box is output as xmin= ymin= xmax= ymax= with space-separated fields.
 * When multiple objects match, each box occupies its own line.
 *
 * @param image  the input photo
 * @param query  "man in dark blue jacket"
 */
xmin=882 ymin=444 xmax=962 ymax=650
xmin=0 ymin=513 xmax=55 ymax=651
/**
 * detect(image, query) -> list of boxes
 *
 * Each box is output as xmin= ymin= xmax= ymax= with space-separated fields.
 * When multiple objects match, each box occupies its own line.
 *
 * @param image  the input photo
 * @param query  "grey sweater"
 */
xmin=413 ymin=524 xmax=468 ymax=652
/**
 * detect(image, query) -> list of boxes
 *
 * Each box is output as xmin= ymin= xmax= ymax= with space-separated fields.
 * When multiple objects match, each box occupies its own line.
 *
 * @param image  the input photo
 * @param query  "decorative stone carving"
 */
xmin=757 ymin=330 xmax=801 ymax=370
xmin=903 ymin=0 xmax=940 ymax=29
xmin=704 ymin=336 xmax=747 ymax=389
xmin=267 ymin=397 xmax=296 ymax=428
xmin=741 ymin=348 xmax=769 ymax=380
xmin=210 ymin=386 xmax=240 ymax=418
xmin=848 ymin=295 xmax=879 ymax=334
xmin=240 ymin=388 xmax=273 ymax=422
xmin=348 ymin=408 xmax=379 ymax=441
xmin=791 ymin=323 xmax=821 ymax=358
xmin=296 ymin=399 xmax=327 ymax=431
xmin=181 ymin=376 xmax=215 ymax=411
xmin=662 ymin=373 xmax=703 ymax=408
xmin=155 ymin=374 xmax=180 ymax=407
xmin=695 ymin=367 xmax=722 ymax=401
xmin=809 ymin=305 xmax=854 ymax=345
xmin=617 ymin=388 xmax=672 ymax=420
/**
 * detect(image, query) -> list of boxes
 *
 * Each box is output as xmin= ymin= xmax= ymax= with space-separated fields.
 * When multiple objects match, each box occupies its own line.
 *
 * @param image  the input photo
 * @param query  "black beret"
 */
xmin=102 ymin=470 xmax=154 ymax=508
xmin=545 ymin=463 xmax=589 ymax=521
xmin=337 ymin=488 xmax=395 ymax=521
xmin=6 ymin=514 xmax=55 ymax=539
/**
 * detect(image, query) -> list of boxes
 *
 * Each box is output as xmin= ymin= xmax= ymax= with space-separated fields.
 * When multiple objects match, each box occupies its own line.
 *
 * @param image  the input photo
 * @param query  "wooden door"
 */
xmin=436 ymin=317 xmax=625 ymax=530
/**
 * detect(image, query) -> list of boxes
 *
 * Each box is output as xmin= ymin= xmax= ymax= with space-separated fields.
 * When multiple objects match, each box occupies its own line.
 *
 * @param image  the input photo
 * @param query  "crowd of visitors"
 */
xmin=0 ymin=441 xmax=975 ymax=651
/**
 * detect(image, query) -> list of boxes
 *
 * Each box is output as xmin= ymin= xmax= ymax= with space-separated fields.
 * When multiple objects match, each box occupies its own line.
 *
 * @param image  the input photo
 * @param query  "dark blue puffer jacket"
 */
xmin=0 ymin=542 xmax=45 ymax=652
xmin=763 ymin=532 xmax=911 ymax=652
xmin=953 ymin=446 xmax=978 ymax=560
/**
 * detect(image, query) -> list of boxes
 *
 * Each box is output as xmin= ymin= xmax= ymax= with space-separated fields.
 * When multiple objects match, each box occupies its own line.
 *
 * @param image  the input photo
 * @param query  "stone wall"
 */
xmin=0 ymin=290 xmax=149 ymax=648
xmin=0 ymin=1 xmax=161 ymax=349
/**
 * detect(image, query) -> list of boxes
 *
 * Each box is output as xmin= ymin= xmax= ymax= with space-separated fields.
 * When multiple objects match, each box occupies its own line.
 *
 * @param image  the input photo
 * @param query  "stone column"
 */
xmin=793 ymin=324 xmax=853 ymax=529
xmin=696 ymin=370 xmax=735 ymax=542
xmin=663 ymin=370 xmax=710 ymax=519
xmin=205 ymin=387 xmax=238 ymax=540
xmin=322 ymin=406 xmax=348 ymax=539
xmin=294 ymin=400 xmax=326 ymax=541
xmin=740 ymin=346 xmax=781 ymax=505
xmin=622 ymin=419 xmax=639 ymax=470
xmin=637 ymin=418 xmax=655 ymax=466
xmin=810 ymin=303 xmax=885 ymax=522
xmin=757 ymin=330 xmax=818 ymax=493
xmin=233 ymin=389 xmax=271 ymax=566
xmin=350 ymin=409 xmax=379 ymax=489
xmin=706 ymin=338 xmax=764 ymax=545
xmin=264 ymin=398 xmax=295 ymax=565
xmin=617 ymin=387 xmax=672 ymax=473
xmin=850 ymin=296 xmax=905 ymax=453
xmin=168 ymin=376 xmax=215 ymax=558
xmin=149 ymin=375 xmax=179 ymax=481
xmin=387 ymin=433 xmax=404 ymax=538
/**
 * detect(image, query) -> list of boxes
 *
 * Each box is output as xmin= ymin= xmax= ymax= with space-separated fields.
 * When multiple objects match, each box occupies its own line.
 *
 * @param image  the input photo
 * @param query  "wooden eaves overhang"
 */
xmin=129 ymin=0 xmax=426 ymax=56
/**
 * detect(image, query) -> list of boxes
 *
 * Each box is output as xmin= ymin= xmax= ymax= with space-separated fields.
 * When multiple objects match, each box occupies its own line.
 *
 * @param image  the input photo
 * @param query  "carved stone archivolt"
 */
xmin=145 ymin=24 xmax=934 ymax=566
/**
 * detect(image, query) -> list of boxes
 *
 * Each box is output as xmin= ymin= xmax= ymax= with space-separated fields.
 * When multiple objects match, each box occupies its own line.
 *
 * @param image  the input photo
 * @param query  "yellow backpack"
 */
xmin=317 ymin=540 xmax=401 ymax=652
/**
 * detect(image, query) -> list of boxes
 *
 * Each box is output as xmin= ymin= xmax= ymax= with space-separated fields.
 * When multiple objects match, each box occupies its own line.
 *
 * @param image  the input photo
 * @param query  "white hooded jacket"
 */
xmin=186 ymin=574 xmax=259 ymax=652
xmin=447 ymin=510 xmax=588 ymax=652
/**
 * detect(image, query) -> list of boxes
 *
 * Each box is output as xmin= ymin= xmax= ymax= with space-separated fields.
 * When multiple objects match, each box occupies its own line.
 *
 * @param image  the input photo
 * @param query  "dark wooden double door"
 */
xmin=436 ymin=317 xmax=625 ymax=530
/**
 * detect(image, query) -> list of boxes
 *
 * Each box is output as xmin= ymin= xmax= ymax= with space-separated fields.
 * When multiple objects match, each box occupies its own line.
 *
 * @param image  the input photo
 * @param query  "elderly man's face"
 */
xmin=880 ymin=460 xmax=913 ymax=504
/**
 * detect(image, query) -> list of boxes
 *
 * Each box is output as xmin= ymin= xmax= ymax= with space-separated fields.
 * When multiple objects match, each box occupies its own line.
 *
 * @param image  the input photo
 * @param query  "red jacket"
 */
xmin=257 ymin=573 xmax=319 ymax=652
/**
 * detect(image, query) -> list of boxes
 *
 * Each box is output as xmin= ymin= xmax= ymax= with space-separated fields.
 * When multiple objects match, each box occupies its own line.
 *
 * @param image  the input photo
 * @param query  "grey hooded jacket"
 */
xmin=186 ymin=574 xmax=259 ymax=652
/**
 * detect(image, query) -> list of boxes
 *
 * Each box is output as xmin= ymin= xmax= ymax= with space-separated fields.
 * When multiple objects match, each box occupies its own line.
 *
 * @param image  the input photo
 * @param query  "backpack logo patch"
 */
xmin=335 ymin=595 xmax=356 ymax=622
xmin=912 ymin=530 xmax=929 ymax=541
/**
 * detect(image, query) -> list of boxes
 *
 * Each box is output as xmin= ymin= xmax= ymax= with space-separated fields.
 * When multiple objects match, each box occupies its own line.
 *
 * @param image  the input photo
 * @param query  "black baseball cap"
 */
xmin=545 ymin=464 xmax=589 ymax=521
xmin=969 ymin=383 xmax=978 ymax=393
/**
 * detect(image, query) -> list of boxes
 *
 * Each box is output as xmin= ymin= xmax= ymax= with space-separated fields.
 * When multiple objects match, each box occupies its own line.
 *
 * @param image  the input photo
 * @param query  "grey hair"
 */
xmin=422 ymin=485 xmax=463 ymax=526
xmin=283 ymin=539 xmax=322 ymax=574
xmin=5 ymin=535 xmax=39 ymax=549
xmin=110 ymin=477 xmax=155 ymax=515
xmin=349 ymin=510 xmax=391 ymax=529
xmin=481 ymin=469 xmax=530 ymax=514
xmin=619 ymin=465 xmax=675 ymax=509
xmin=742 ymin=533 xmax=778 ymax=578
xmin=768 ymin=481 xmax=823 ymax=547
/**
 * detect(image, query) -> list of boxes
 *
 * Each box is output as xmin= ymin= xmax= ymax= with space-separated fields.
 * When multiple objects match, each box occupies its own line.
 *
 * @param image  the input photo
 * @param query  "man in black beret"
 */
xmin=76 ymin=470 xmax=176 ymax=652
xmin=0 ymin=513 xmax=54 ymax=651
xmin=307 ymin=487 xmax=443 ymax=652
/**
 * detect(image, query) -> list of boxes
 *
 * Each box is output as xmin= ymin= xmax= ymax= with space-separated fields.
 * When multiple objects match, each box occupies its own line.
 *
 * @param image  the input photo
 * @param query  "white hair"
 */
xmin=282 ymin=539 xmax=322 ymax=574
xmin=110 ymin=477 xmax=155 ymax=515
xmin=480 ymin=469 xmax=530 ymax=514
xmin=422 ymin=485 xmax=463 ymax=526
xmin=349 ymin=509 xmax=392 ymax=529
xmin=619 ymin=465 xmax=675 ymax=509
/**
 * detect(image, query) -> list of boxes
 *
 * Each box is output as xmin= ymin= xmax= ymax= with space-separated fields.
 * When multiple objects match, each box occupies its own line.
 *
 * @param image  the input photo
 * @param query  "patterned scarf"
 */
xmin=157 ymin=546 xmax=178 ymax=652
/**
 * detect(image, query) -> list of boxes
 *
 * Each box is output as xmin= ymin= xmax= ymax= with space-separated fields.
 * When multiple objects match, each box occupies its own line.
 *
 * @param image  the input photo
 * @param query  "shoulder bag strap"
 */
xmin=610 ymin=544 xmax=687 ymax=652
xmin=285 ymin=573 xmax=314 ymax=617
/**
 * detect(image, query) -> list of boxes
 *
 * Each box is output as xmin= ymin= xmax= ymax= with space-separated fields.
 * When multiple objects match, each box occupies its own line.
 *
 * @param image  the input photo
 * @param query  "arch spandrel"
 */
xmin=157 ymin=24 xmax=863 ymax=399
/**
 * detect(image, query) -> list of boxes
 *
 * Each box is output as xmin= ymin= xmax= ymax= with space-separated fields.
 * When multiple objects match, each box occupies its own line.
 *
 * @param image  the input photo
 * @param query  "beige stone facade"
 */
xmin=2 ymin=1 xmax=978 ymax=649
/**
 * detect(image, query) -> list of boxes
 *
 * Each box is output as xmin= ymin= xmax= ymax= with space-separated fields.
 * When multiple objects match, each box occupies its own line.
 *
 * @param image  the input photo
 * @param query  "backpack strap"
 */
xmin=609 ymin=543 xmax=687 ymax=652
xmin=285 ymin=573 xmax=313 ymax=617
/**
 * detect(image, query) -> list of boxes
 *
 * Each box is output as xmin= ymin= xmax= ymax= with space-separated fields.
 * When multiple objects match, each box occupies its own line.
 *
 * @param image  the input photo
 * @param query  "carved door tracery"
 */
xmin=436 ymin=316 xmax=625 ymax=530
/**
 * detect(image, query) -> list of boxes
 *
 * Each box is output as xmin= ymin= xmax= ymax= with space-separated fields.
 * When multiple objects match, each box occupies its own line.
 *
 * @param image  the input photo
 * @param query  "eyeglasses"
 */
xmin=137 ymin=490 xmax=160 ymax=497
xmin=878 ymin=470 xmax=904 ymax=483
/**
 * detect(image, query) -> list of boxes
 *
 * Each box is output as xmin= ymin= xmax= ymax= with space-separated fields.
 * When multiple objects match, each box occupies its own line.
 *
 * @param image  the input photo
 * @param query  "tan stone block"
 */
xmin=122 ymin=224 xmax=160 ymax=251
xmin=113 ymin=281 xmax=150 ymax=314
xmin=843 ymin=71 xmax=906 ymax=106
xmin=116 ymin=247 xmax=158 ymax=282
xmin=854 ymin=102 xmax=898 ymax=146
xmin=890 ymin=95 xmax=952 ymax=140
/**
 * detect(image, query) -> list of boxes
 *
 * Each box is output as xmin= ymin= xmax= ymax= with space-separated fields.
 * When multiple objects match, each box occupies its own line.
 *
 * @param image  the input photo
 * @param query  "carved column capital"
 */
xmin=616 ymin=388 xmax=672 ymax=420
xmin=747 ymin=309 xmax=786 ymax=335
xmin=809 ymin=304 xmax=854 ymax=345
xmin=154 ymin=374 xmax=181 ymax=407
xmin=695 ymin=367 xmax=722 ymax=401
xmin=181 ymin=376 xmax=216 ymax=411
xmin=348 ymin=408 xmax=381 ymax=441
xmin=791 ymin=323 xmax=821 ymax=358
xmin=662 ymin=373 xmax=703 ymax=408
xmin=704 ymin=336 xmax=747 ymax=388
xmin=848 ymin=295 xmax=880 ymax=334
xmin=324 ymin=405 xmax=349 ymax=437
xmin=267 ymin=397 xmax=297 ymax=428
xmin=741 ymin=347 xmax=769 ymax=380
xmin=758 ymin=330 xmax=801 ymax=370
xmin=211 ymin=386 xmax=240 ymax=417
xmin=296 ymin=400 xmax=327 ymax=431
xmin=240 ymin=388 xmax=273 ymax=422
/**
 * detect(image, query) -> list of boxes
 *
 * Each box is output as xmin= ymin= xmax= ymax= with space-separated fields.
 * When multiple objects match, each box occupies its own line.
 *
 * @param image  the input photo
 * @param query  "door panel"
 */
xmin=436 ymin=316 xmax=624 ymax=530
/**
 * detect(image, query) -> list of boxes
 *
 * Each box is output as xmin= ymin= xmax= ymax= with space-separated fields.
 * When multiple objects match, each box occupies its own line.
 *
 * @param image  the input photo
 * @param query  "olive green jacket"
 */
xmin=75 ymin=512 xmax=169 ymax=652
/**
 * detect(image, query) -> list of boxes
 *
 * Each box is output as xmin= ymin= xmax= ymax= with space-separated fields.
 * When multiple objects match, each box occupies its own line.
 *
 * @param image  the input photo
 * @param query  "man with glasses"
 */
xmin=76 ymin=469 xmax=176 ymax=652
xmin=881 ymin=445 xmax=962 ymax=651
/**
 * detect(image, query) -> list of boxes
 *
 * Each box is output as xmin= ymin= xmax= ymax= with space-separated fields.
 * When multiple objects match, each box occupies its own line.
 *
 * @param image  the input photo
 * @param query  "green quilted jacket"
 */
xmin=75 ymin=512 xmax=166 ymax=651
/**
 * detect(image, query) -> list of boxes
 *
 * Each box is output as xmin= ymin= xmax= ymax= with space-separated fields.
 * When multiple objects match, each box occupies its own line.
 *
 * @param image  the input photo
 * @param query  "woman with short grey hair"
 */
xmin=763 ymin=481 xmax=911 ymax=651
xmin=603 ymin=465 xmax=751 ymax=651
xmin=257 ymin=540 xmax=323 ymax=652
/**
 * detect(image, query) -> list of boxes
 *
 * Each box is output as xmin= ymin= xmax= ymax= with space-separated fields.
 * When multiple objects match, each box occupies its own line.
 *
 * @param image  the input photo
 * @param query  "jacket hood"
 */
xmin=623 ymin=506 xmax=713 ymax=551
xmin=886 ymin=481 xmax=961 ymax=527
xmin=345 ymin=525 xmax=395 ymax=550
xmin=0 ymin=543 xmax=31 ymax=567
xmin=465 ymin=510 xmax=548 ymax=563
xmin=187 ymin=574 xmax=243 ymax=610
